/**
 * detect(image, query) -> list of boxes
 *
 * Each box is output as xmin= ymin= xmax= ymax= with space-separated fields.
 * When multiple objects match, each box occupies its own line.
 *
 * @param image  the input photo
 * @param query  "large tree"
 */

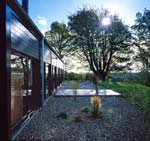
xmin=132 ymin=9 xmax=150 ymax=71
xmin=68 ymin=8 xmax=132 ymax=81
xmin=45 ymin=21 xmax=71 ymax=59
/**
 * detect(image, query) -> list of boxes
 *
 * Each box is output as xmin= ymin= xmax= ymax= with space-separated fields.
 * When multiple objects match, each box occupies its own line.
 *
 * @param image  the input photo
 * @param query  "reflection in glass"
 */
xmin=11 ymin=54 xmax=32 ymax=125
xmin=28 ymin=60 xmax=32 ymax=96
xmin=17 ymin=0 xmax=22 ymax=5
xmin=11 ymin=55 xmax=24 ymax=125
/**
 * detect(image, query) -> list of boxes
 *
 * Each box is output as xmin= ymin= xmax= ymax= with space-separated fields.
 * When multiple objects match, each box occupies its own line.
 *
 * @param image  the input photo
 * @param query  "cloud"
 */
xmin=41 ymin=29 xmax=49 ymax=35
xmin=36 ymin=16 xmax=48 ymax=27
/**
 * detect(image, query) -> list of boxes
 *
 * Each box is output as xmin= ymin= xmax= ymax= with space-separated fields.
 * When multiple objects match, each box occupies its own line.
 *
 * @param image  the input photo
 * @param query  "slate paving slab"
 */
xmin=56 ymin=81 xmax=121 ymax=96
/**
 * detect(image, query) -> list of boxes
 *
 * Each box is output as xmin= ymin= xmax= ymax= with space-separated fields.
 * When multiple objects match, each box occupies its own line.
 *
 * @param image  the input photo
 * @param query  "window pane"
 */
xmin=11 ymin=54 xmax=33 ymax=125
xmin=28 ymin=59 xmax=32 ymax=96
xmin=11 ymin=55 xmax=24 ymax=125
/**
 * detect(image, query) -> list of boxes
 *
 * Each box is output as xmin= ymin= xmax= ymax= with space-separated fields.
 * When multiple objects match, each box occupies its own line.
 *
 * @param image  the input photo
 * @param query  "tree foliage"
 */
xmin=132 ymin=9 xmax=150 ymax=86
xmin=68 ymin=8 xmax=132 ymax=81
xmin=45 ymin=21 xmax=71 ymax=59
xmin=132 ymin=9 xmax=150 ymax=71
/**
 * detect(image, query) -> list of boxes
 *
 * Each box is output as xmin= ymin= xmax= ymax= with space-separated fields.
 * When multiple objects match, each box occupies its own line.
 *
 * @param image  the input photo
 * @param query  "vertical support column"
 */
xmin=0 ymin=3 xmax=11 ymax=140
xmin=61 ymin=69 xmax=63 ymax=83
xmin=51 ymin=65 xmax=53 ymax=92
xmin=44 ymin=63 xmax=46 ymax=100
xmin=60 ymin=69 xmax=61 ymax=84
xmin=54 ymin=66 xmax=56 ymax=89
xmin=57 ymin=68 xmax=59 ymax=86
xmin=60 ymin=68 xmax=61 ymax=84
xmin=62 ymin=69 xmax=64 ymax=82
xmin=62 ymin=70 xmax=64 ymax=82
xmin=22 ymin=0 xmax=28 ymax=14
xmin=41 ymin=38 xmax=45 ymax=110
xmin=49 ymin=64 xmax=52 ymax=95
xmin=59 ymin=68 xmax=61 ymax=85
xmin=51 ymin=65 xmax=53 ymax=94
xmin=53 ymin=66 xmax=55 ymax=91
xmin=32 ymin=59 xmax=42 ymax=108
xmin=57 ymin=67 xmax=58 ymax=87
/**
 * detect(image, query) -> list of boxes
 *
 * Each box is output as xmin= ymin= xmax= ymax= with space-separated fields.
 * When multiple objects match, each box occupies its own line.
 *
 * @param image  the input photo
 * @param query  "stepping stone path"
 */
xmin=56 ymin=81 xmax=121 ymax=96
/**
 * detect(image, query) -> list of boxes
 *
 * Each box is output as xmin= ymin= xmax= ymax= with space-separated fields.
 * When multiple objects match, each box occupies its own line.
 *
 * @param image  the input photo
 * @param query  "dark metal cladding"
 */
xmin=22 ymin=0 xmax=28 ymax=14
xmin=11 ymin=14 xmax=39 ymax=59
xmin=1 ymin=0 xmax=64 ymax=140
xmin=0 ymin=2 xmax=11 ymax=140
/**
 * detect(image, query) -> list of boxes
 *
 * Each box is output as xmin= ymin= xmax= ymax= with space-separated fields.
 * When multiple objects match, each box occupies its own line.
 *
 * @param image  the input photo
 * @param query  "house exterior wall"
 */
xmin=0 ymin=1 xmax=65 ymax=140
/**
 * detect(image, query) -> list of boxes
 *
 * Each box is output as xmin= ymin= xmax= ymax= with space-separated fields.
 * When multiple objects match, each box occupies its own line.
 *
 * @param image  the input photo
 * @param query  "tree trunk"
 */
xmin=96 ymin=71 xmax=106 ymax=81
xmin=101 ymin=74 xmax=106 ymax=81
xmin=95 ymin=84 xmax=98 ymax=96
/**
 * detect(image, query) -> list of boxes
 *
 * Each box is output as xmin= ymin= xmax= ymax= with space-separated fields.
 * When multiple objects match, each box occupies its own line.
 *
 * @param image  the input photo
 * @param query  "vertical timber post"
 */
xmin=41 ymin=38 xmax=45 ymax=110
xmin=55 ymin=66 xmax=57 ymax=89
xmin=0 ymin=2 xmax=11 ymax=140
xmin=49 ymin=64 xmax=52 ymax=95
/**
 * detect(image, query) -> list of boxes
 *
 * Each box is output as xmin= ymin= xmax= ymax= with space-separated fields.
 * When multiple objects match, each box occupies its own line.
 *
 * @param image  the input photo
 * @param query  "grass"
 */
xmin=99 ymin=81 xmax=150 ymax=111
xmin=100 ymin=81 xmax=150 ymax=140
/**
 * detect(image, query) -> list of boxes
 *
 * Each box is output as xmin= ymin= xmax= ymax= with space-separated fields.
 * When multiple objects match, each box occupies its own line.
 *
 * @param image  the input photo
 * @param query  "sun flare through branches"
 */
xmin=102 ymin=17 xmax=111 ymax=26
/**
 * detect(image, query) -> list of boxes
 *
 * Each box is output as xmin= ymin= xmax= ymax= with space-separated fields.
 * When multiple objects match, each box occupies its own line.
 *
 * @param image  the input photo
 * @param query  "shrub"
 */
xmin=81 ymin=106 xmax=90 ymax=113
xmin=74 ymin=113 xmax=82 ymax=122
xmin=71 ymin=81 xmax=79 ymax=101
xmin=65 ymin=72 xmax=95 ymax=81
xmin=56 ymin=112 xmax=67 ymax=119
xmin=91 ymin=96 xmax=102 ymax=118
xmin=65 ymin=72 xmax=80 ymax=80
xmin=85 ymin=73 xmax=95 ymax=81
xmin=138 ymin=71 xmax=150 ymax=87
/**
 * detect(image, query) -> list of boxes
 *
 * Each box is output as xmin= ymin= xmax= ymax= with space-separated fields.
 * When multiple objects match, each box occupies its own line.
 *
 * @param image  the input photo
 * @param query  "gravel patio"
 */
xmin=16 ymin=82 xmax=148 ymax=141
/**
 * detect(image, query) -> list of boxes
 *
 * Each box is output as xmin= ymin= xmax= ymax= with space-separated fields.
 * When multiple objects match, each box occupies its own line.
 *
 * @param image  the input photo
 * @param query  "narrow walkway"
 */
xmin=56 ymin=81 xmax=120 ymax=96
xmin=16 ymin=81 xmax=147 ymax=141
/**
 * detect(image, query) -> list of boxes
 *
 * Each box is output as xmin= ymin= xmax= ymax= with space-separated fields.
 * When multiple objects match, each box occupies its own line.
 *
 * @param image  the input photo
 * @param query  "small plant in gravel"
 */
xmin=74 ymin=113 xmax=82 ymax=122
xmin=56 ymin=112 xmax=67 ymax=119
xmin=91 ymin=96 xmax=102 ymax=118
xmin=71 ymin=81 xmax=79 ymax=101
xmin=81 ymin=106 xmax=90 ymax=113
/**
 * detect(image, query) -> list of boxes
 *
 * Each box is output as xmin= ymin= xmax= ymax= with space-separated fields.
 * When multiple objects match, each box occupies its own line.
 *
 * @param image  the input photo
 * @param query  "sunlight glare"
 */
xmin=102 ymin=17 xmax=111 ymax=26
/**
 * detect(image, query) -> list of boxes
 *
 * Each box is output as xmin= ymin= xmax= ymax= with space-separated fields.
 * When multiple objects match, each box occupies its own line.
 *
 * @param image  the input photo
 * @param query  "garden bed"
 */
xmin=16 ymin=95 xmax=148 ymax=141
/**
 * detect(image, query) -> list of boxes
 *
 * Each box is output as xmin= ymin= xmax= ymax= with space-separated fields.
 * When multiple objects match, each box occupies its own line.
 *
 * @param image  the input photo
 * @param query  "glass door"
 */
xmin=23 ymin=58 xmax=33 ymax=115
xmin=11 ymin=54 xmax=24 ymax=125
xmin=11 ymin=54 xmax=33 ymax=125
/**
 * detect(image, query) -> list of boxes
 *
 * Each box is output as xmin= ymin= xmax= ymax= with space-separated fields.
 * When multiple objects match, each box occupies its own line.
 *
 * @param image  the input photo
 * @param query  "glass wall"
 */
xmin=11 ymin=54 xmax=23 ymax=125
xmin=11 ymin=54 xmax=32 ymax=125
xmin=28 ymin=60 xmax=32 ymax=96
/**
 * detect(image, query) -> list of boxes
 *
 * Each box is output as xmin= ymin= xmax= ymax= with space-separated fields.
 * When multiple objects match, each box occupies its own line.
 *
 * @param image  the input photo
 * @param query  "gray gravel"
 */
xmin=16 ymin=82 xmax=149 ymax=141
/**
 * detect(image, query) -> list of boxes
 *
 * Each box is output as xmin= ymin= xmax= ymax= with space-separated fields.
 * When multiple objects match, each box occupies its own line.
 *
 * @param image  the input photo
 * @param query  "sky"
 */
xmin=18 ymin=0 xmax=150 ymax=35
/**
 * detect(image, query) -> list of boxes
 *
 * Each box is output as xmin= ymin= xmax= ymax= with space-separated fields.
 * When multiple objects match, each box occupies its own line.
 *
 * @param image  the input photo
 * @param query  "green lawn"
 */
xmin=99 ymin=81 xmax=150 ymax=111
